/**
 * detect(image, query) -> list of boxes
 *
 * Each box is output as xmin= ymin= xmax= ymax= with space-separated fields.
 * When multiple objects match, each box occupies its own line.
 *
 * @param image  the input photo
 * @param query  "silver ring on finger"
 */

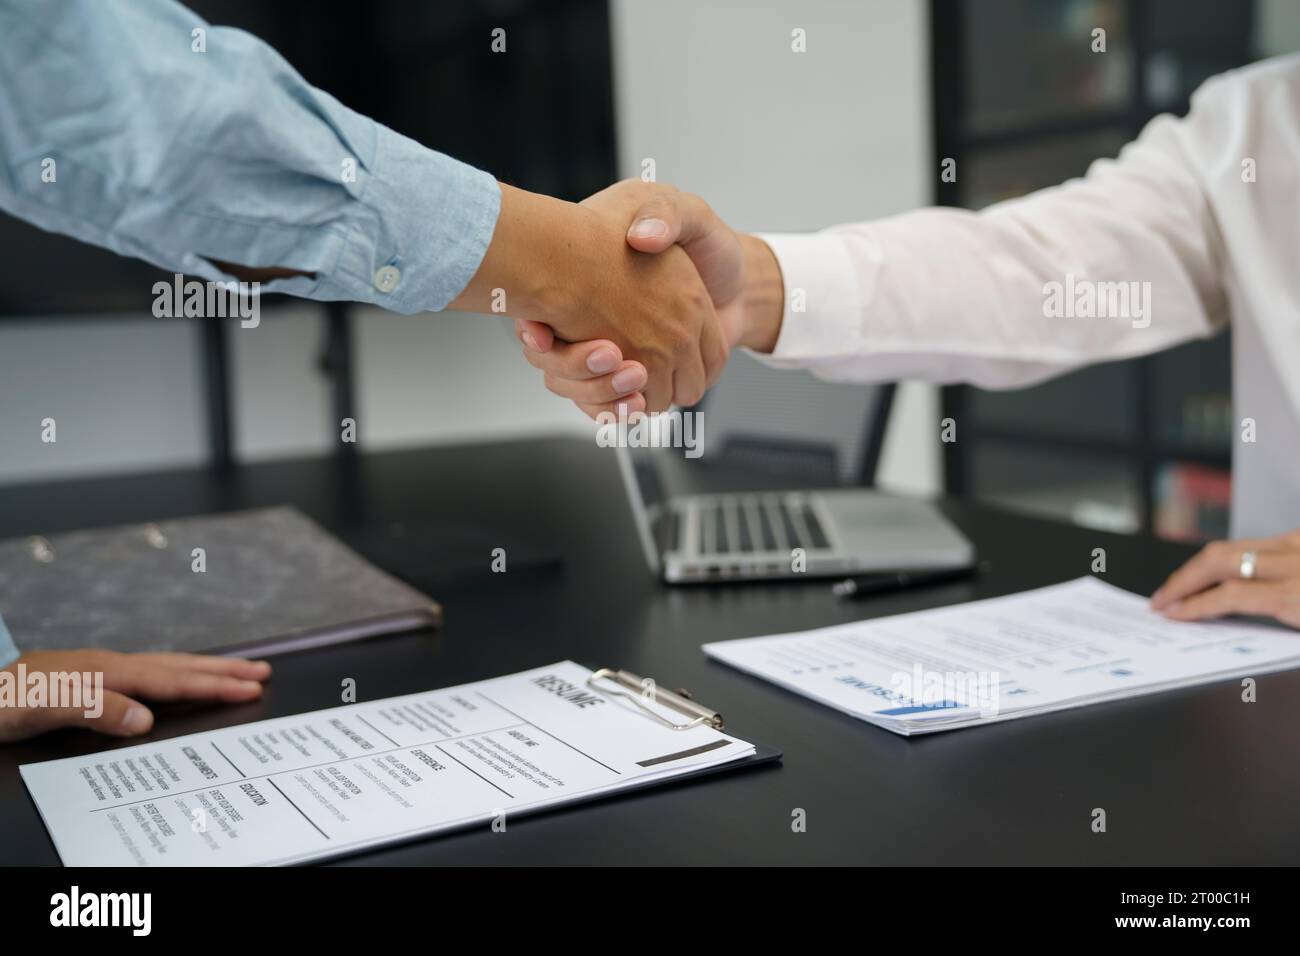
xmin=1240 ymin=549 xmax=1258 ymax=580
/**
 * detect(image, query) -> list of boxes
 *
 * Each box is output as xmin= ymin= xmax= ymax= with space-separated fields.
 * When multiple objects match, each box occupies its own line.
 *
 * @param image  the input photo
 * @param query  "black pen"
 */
xmin=831 ymin=561 xmax=988 ymax=599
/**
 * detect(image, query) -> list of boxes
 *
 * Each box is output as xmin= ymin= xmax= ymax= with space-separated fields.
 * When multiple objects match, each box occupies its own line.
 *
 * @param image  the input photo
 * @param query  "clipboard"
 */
xmin=21 ymin=660 xmax=782 ymax=867
xmin=329 ymin=664 xmax=780 ymax=863
xmin=580 ymin=662 xmax=782 ymax=767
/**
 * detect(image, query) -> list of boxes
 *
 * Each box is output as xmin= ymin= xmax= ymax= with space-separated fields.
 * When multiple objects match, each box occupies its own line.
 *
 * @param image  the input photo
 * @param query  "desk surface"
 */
xmin=2 ymin=436 xmax=1297 ymax=866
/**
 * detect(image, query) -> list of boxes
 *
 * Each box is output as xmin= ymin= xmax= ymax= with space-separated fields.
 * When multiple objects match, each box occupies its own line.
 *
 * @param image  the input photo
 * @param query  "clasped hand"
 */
xmin=451 ymin=178 xmax=780 ymax=417
xmin=517 ymin=180 xmax=751 ymax=416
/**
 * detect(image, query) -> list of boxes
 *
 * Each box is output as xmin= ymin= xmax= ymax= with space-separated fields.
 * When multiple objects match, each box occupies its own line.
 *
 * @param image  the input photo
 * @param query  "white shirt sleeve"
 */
xmin=755 ymin=71 xmax=1238 ymax=390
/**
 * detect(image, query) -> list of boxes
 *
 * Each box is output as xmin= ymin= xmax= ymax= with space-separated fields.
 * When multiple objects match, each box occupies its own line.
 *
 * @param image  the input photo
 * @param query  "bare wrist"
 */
xmin=449 ymin=183 xmax=591 ymax=318
xmin=738 ymin=233 xmax=784 ymax=352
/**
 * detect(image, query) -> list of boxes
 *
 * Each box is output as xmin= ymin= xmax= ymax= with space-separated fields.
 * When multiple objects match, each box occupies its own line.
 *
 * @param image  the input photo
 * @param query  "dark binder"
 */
xmin=0 ymin=506 xmax=440 ymax=658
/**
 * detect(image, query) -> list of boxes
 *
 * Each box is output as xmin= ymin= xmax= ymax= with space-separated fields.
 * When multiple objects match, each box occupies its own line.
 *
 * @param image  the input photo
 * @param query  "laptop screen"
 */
xmin=614 ymin=446 xmax=665 ymax=574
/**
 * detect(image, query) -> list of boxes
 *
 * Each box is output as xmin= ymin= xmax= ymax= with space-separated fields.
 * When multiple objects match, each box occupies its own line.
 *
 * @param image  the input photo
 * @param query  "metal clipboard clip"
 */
xmin=586 ymin=667 xmax=724 ymax=731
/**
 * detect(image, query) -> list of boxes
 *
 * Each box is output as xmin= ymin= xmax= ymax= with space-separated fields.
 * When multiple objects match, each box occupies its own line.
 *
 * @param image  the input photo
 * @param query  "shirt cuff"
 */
xmin=0 ymin=614 xmax=20 ymax=668
xmin=752 ymin=232 xmax=867 ymax=365
xmin=317 ymin=124 xmax=502 ymax=315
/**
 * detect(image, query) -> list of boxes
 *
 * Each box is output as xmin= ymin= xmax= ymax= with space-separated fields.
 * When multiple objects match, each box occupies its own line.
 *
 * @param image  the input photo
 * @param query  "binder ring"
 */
xmin=26 ymin=536 xmax=55 ymax=563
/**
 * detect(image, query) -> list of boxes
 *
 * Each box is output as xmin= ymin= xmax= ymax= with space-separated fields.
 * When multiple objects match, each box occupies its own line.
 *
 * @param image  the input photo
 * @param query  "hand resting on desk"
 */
xmin=0 ymin=650 xmax=270 ymax=744
xmin=1152 ymin=528 xmax=1300 ymax=629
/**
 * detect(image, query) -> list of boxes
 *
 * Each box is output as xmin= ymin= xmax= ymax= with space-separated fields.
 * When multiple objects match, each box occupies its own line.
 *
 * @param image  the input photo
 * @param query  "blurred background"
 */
xmin=1 ymin=0 xmax=1295 ymax=541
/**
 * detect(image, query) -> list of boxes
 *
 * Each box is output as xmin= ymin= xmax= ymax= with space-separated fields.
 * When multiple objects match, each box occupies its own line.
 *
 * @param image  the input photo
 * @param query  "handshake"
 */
xmin=448 ymin=179 xmax=786 ymax=417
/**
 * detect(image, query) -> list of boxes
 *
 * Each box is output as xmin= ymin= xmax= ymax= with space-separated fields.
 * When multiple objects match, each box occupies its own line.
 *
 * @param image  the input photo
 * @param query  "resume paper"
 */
xmin=21 ymin=661 xmax=755 ymax=865
xmin=704 ymin=577 xmax=1300 ymax=734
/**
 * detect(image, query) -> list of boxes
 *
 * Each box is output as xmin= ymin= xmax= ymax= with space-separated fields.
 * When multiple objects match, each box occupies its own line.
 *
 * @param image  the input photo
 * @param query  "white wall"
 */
xmin=0 ymin=316 xmax=207 ymax=484
xmin=352 ymin=309 xmax=592 ymax=451
xmin=228 ymin=304 xmax=332 ymax=462
xmin=609 ymin=0 xmax=941 ymax=494
xmin=1257 ymin=0 xmax=1300 ymax=57
xmin=0 ymin=301 xmax=590 ymax=485
xmin=228 ymin=302 xmax=592 ymax=461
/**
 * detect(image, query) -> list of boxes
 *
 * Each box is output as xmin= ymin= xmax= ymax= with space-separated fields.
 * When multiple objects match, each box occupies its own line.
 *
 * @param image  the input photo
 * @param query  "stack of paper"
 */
xmin=22 ymin=661 xmax=756 ymax=866
xmin=704 ymin=577 xmax=1300 ymax=735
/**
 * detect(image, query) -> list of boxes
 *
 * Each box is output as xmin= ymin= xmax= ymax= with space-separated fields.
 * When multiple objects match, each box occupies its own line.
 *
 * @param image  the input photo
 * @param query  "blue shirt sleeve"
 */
xmin=0 ymin=614 xmax=19 ymax=668
xmin=0 ymin=0 xmax=500 ymax=314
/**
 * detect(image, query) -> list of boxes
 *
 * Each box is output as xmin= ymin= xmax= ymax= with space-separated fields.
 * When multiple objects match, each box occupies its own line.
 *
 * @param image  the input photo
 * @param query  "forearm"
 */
xmin=761 ymin=203 xmax=1221 ymax=389
xmin=0 ymin=0 xmax=499 ymax=315
xmin=750 ymin=74 xmax=1246 ymax=389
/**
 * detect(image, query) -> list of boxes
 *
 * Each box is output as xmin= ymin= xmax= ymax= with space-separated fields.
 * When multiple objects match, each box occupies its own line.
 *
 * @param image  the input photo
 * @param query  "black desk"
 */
xmin=2 ymin=436 xmax=1297 ymax=865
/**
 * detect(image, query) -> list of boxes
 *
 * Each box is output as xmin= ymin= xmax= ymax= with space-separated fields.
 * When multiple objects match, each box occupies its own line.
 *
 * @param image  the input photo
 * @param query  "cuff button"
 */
xmin=372 ymin=264 xmax=401 ymax=293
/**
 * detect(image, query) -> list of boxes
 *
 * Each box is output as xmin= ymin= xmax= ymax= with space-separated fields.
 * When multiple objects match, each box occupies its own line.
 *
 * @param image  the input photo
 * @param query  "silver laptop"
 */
xmin=616 ymin=445 xmax=975 ymax=583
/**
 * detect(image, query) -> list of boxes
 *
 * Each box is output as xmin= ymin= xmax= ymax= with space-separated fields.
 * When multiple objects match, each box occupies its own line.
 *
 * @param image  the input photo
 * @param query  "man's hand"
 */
xmin=451 ymin=183 xmax=726 ymax=411
xmin=1151 ymin=528 xmax=1300 ymax=628
xmin=0 ymin=650 xmax=271 ymax=743
xmin=513 ymin=180 xmax=786 ymax=419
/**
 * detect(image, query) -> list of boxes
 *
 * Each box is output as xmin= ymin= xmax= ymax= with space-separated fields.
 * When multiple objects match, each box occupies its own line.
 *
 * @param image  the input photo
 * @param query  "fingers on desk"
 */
xmin=1151 ymin=537 xmax=1300 ymax=610
xmin=36 ymin=690 xmax=156 ymax=738
xmin=102 ymin=654 xmax=270 ymax=703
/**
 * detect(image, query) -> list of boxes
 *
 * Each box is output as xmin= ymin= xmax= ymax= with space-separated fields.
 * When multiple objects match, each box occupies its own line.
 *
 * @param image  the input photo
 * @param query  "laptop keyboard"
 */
xmin=697 ymin=496 xmax=829 ymax=555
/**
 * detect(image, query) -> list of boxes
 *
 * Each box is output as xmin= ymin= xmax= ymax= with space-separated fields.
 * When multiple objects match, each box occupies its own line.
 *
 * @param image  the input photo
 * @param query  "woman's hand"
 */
xmin=0 ymin=650 xmax=271 ymax=743
xmin=1151 ymin=529 xmax=1300 ymax=628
